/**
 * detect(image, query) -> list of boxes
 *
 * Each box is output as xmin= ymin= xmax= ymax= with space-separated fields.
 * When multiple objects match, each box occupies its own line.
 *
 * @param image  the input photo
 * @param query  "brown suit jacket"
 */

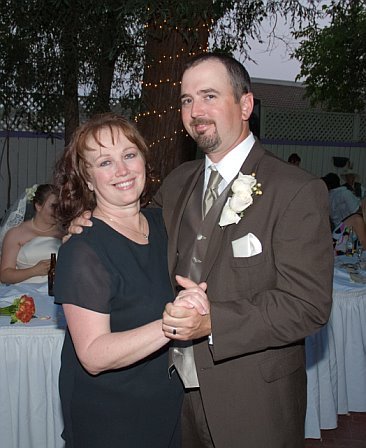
xmin=154 ymin=141 xmax=333 ymax=447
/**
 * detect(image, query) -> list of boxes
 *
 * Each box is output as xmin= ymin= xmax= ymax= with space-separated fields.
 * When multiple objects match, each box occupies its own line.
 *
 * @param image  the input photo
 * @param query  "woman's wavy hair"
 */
xmin=54 ymin=113 xmax=151 ymax=230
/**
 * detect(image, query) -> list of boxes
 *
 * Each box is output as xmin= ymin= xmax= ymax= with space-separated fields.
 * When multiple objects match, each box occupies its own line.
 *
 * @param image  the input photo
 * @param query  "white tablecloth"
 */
xmin=0 ymin=283 xmax=65 ymax=448
xmin=305 ymin=255 xmax=366 ymax=439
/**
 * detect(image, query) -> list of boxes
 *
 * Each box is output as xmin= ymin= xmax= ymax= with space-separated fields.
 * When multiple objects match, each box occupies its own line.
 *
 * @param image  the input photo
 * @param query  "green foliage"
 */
xmin=293 ymin=0 xmax=366 ymax=112
xmin=0 ymin=0 xmax=322 ymax=133
xmin=0 ymin=0 xmax=145 ymax=131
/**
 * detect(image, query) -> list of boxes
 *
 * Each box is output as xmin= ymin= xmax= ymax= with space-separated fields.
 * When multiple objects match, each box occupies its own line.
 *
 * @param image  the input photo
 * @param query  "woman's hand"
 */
xmin=33 ymin=259 xmax=51 ymax=276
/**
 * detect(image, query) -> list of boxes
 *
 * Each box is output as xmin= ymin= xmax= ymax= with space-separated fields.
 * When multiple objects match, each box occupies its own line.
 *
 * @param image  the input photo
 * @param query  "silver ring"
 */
xmin=173 ymin=328 xmax=177 ymax=335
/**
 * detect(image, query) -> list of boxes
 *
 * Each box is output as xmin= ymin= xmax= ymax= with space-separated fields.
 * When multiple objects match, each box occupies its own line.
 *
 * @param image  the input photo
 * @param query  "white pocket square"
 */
xmin=232 ymin=233 xmax=262 ymax=257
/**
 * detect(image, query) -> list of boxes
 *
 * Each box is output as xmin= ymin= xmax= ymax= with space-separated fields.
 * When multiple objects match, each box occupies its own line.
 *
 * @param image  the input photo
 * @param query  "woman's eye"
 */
xmin=99 ymin=160 xmax=111 ymax=167
xmin=124 ymin=152 xmax=136 ymax=159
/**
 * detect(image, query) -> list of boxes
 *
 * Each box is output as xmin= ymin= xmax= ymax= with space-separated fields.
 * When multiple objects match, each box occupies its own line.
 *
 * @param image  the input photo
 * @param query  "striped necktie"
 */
xmin=203 ymin=167 xmax=222 ymax=217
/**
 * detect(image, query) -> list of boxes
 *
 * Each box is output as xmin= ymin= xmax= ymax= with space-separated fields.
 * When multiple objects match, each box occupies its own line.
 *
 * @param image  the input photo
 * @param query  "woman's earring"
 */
xmin=87 ymin=182 xmax=94 ymax=191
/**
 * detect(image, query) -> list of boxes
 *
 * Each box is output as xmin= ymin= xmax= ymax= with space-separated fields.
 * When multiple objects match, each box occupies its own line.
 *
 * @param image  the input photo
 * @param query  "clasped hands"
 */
xmin=162 ymin=275 xmax=211 ymax=341
xmin=66 ymin=213 xmax=212 ymax=341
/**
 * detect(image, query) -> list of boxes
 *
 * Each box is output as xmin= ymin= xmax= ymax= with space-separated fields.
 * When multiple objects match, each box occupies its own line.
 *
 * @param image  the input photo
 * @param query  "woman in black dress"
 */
xmin=53 ymin=113 xmax=185 ymax=447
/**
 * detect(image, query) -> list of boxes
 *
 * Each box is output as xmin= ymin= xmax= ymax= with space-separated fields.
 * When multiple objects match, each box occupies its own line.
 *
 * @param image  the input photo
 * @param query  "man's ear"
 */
xmin=240 ymin=92 xmax=254 ymax=121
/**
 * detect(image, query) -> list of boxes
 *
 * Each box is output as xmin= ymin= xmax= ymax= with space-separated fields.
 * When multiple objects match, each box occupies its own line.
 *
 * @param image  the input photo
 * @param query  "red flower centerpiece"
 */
xmin=0 ymin=294 xmax=36 ymax=324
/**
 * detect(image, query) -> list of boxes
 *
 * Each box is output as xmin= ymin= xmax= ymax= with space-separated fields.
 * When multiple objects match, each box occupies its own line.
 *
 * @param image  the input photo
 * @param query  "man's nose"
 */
xmin=190 ymin=100 xmax=204 ymax=118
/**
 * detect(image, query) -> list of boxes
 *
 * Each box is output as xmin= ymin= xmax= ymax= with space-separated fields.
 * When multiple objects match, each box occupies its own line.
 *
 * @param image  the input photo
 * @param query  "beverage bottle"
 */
xmin=48 ymin=253 xmax=56 ymax=296
xmin=345 ymin=227 xmax=354 ymax=256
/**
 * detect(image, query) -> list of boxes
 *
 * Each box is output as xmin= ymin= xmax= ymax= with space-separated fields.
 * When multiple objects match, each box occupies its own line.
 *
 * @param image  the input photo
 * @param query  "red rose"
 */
xmin=14 ymin=295 xmax=35 ymax=323
xmin=0 ymin=295 xmax=36 ymax=324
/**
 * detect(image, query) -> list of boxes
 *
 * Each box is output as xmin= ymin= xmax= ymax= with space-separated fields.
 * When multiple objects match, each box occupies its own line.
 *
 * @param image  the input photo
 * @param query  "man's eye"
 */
xmin=181 ymin=98 xmax=192 ymax=106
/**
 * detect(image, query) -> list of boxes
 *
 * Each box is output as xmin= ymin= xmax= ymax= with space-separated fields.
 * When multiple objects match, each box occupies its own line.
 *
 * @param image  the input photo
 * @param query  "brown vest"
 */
xmin=176 ymin=173 xmax=230 ymax=283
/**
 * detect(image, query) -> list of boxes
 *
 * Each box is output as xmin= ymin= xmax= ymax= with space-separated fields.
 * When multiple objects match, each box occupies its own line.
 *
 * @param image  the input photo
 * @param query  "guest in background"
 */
xmin=53 ymin=113 xmax=186 ymax=448
xmin=0 ymin=184 xmax=63 ymax=284
xmin=322 ymin=173 xmax=366 ymax=250
xmin=341 ymin=167 xmax=365 ymax=200
xmin=288 ymin=152 xmax=301 ymax=166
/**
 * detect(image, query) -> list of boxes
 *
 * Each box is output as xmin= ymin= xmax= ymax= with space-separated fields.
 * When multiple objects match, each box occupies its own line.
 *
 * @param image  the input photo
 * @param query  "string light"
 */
xmin=134 ymin=106 xmax=180 ymax=123
xmin=148 ymin=129 xmax=189 ymax=148
xmin=144 ymin=20 xmax=213 ymax=34
xmin=141 ymin=79 xmax=181 ymax=87
xmin=145 ymin=47 xmax=208 ymax=69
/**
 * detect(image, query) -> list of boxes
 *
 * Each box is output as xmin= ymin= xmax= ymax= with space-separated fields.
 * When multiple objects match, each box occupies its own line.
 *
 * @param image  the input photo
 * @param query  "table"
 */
xmin=0 ymin=282 xmax=66 ymax=448
xmin=304 ymin=255 xmax=366 ymax=439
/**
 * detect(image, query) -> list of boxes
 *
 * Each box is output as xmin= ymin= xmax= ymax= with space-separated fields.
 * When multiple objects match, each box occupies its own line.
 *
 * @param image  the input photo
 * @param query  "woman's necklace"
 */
xmin=97 ymin=212 xmax=149 ymax=240
xmin=31 ymin=218 xmax=56 ymax=233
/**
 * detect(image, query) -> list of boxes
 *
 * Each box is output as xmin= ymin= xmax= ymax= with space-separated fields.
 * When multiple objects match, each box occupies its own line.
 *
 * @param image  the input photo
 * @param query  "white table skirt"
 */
xmin=332 ymin=289 xmax=366 ymax=413
xmin=305 ymin=325 xmax=338 ymax=439
xmin=0 ymin=327 xmax=65 ymax=448
xmin=304 ymin=256 xmax=366 ymax=439
xmin=0 ymin=283 xmax=65 ymax=448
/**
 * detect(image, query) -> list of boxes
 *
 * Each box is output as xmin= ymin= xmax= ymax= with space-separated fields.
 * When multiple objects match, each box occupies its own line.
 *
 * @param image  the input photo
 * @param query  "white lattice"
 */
xmin=0 ymin=96 xmax=125 ymax=133
xmin=263 ymin=108 xmax=362 ymax=143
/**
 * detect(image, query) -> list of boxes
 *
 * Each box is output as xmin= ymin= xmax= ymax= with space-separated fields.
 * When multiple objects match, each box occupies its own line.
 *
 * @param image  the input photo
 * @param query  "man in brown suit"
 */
xmin=158 ymin=53 xmax=334 ymax=447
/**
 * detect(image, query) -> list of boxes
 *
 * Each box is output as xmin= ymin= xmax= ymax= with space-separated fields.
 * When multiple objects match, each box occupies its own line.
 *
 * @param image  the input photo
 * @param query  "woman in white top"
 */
xmin=0 ymin=184 xmax=64 ymax=284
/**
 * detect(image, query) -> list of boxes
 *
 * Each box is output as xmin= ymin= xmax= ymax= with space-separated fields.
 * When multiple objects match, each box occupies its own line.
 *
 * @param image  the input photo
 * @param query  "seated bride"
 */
xmin=0 ymin=184 xmax=64 ymax=284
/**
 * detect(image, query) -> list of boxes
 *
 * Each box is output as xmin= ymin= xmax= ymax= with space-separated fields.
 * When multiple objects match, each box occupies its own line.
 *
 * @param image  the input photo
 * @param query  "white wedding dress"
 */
xmin=17 ymin=236 xmax=61 ymax=283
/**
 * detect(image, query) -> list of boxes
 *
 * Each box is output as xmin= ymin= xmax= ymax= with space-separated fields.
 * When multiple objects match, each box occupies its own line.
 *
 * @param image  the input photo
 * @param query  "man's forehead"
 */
xmin=183 ymin=59 xmax=226 ymax=78
xmin=181 ymin=60 xmax=230 ymax=92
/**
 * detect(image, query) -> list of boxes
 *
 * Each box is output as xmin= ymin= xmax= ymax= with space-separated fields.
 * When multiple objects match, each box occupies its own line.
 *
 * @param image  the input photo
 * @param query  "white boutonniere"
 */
xmin=219 ymin=173 xmax=262 ymax=227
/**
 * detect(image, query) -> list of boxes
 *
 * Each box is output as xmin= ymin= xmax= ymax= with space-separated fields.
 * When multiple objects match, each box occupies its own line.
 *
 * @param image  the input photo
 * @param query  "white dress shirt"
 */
xmin=203 ymin=132 xmax=255 ymax=345
xmin=203 ymin=132 xmax=256 ymax=197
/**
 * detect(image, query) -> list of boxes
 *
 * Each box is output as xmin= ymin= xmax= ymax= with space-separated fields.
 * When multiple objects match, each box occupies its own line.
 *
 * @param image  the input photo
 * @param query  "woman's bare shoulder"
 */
xmin=4 ymin=220 xmax=34 ymax=243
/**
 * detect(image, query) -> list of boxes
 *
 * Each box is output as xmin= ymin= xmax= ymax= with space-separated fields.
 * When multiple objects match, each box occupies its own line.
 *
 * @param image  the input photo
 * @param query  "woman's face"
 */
xmin=36 ymin=194 xmax=57 ymax=224
xmin=84 ymin=127 xmax=146 ymax=210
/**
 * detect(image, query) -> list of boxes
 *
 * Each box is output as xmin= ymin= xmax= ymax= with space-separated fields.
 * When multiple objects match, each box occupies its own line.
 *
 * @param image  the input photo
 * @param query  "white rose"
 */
xmin=232 ymin=173 xmax=256 ymax=193
xmin=229 ymin=190 xmax=253 ymax=213
xmin=219 ymin=202 xmax=242 ymax=227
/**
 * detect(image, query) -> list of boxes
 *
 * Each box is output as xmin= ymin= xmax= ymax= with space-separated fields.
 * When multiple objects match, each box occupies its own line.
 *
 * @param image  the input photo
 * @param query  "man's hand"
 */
xmin=65 ymin=210 xmax=93 ymax=240
xmin=173 ymin=275 xmax=209 ymax=315
xmin=162 ymin=276 xmax=211 ymax=340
